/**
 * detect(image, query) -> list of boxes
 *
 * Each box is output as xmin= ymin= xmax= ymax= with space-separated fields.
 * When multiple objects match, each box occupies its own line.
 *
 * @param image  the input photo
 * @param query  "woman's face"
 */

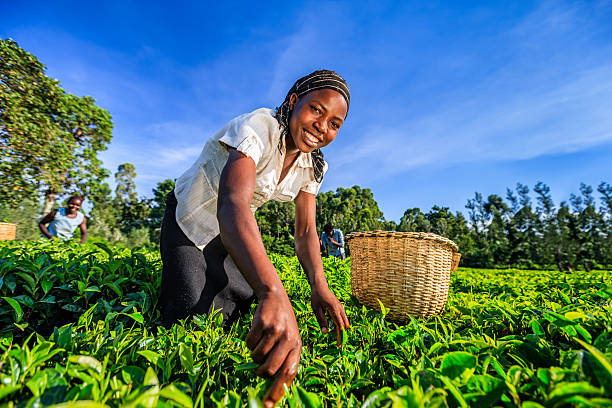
xmin=287 ymin=88 xmax=348 ymax=154
xmin=67 ymin=198 xmax=82 ymax=214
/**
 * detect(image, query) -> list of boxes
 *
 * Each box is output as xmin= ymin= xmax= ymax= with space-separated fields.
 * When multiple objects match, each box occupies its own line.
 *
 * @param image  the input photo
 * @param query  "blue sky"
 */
xmin=2 ymin=1 xmax=611 ymax=221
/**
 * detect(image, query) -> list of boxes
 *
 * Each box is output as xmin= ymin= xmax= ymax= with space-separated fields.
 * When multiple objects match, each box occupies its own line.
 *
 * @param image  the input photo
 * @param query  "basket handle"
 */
xmin=451 ymin=253 xmax=461 ymax=272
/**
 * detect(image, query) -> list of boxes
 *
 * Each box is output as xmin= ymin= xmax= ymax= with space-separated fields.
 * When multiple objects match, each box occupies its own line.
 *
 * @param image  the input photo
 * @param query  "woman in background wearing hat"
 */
xmin=39 ymin=195 xmax=88 ymax=243
xmin=160 ymin=70 xmax=350 ymax=407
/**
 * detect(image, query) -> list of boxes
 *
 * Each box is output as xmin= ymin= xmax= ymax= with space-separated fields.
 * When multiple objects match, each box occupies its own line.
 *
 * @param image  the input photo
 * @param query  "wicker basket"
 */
xmin=0 ymin=223 xmax=17 ymax=241
xmin=346 ymin=231 xmax=460 ymax=320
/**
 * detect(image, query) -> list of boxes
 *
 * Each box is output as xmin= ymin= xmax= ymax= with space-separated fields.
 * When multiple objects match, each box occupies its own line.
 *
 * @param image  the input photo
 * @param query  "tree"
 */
xmin=87 ymin=181 xmax=122 ymax=242
xmin=465 ymin=192 xmax=491 ymax=267
xmin=397 ymin=208 xmax=430 ymax=232
xmin=533 ymin=181 xmax=556 ymax=266
xmin=555 ymin=202 xmax=579 ymax=272
xmin=316 ymin=186 xmax=388 ymax=234
xmin=113 ymin=163 xmax=149 ymax=234
xmin=0 ymin=197 xmax=41 ymax=240
xmin=0 ymin=38 xmax=113 ymax=211
xmin=148 ymin=179 xmax=175 ymax=243
xmin=597 ymin=182 xmax=612 ymax=266
xmin=575 ymin=183 xmax=599 ymax=270
xmin=597 ymin=182 xmax=612 ymax=215
xmin=255 ymin=201 xmax=296 ymax=257
xmin=512 ymin=183 xmax=538 ymax=267
xmin=114 ymin=163 xmax=137 ymax=205
xmin=254 ymin=186 xmax=389 ymax=256
xmin=483 ymin=195 xmax=511 ymax=266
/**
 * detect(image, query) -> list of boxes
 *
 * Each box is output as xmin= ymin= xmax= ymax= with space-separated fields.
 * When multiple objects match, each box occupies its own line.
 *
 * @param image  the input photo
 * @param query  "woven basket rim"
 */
xmin=345 ymin=230 xmax=459 ymax=252
xmin=0 ymin=222 xmax=17 ymax=226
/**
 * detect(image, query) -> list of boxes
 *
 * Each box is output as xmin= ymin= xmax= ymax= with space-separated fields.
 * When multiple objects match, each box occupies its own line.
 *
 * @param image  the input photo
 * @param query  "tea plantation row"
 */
xmin=0 ymin=240 xmax=610 ymax=407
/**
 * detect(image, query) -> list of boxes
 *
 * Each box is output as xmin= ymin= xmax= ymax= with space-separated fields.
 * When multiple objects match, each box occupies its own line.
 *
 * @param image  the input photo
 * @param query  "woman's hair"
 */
xmin=68 ymin=195 xmax=84 ymax=204
xmin=275 ymin=70 xmax=350 ymax=183
xmin=323 ymin=223 xmax=334 ymax=234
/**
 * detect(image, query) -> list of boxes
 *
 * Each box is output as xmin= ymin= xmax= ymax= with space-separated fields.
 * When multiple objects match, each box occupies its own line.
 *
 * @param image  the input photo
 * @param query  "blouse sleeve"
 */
xmin=218 ymin=110 xmax=276 ymax=167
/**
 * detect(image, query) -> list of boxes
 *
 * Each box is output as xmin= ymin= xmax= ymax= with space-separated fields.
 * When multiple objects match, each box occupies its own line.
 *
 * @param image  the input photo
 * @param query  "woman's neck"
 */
xmin=284 ymin=133 xmax=299 ymax=156
xmin=279 ymin=134 xmax=300 ymax=184
xmin=283 ymin=133 xmax=300 ymax=166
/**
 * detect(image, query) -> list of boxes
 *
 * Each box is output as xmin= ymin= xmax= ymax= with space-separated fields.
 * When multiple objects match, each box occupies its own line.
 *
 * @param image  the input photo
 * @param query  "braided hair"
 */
xmin=275 ymin=70 xmax=350 ymax=183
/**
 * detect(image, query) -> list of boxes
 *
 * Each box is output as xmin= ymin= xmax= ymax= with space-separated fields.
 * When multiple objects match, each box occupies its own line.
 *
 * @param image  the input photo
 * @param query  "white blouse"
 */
xmin=174 ymin=108 xmax=328 ymax=250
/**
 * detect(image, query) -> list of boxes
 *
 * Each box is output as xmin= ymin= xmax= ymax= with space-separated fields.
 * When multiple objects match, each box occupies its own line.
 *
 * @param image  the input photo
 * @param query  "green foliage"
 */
xmin=255 ymin=186 xmax=393 ymax=257
xmin=0 ymin=196 xmax=41 ymax=240
xmin=112 ymin=163 xmax=151 ymax=245
xmin=87 ymin=181 xmax=123 ymax=243
xmin=148 ymin=179 xmax=176 ymax=244
xmin=0 ymin=240 xmax=610 ymax=407
xmin=316 ymin=186 xmax=390 ymax=233
xmin=255 ymin=200 xmax=296 ymax=257
xmin=237 ymin=181 xmax=612 ymax=271
xmin=88 ymin=164 xmax=157 ymax=248
xmin=0 ymin=38 xmax=113 ymax=208
xmin=397 ymin=206 xmax=473 ymax=258
xmin=114 ymin=163 xmax=137 ymax=205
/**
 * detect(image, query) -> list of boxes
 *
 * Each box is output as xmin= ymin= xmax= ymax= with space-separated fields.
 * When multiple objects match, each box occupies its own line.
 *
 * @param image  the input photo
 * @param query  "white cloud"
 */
xmin=328 ymin=2 xmax=612 ymax=185
xmin=267 ymin=27 xmax=319 ymax=102
xmin=333 ymin=65 xmax=612 ymax=183
xmin=98 ymin=120 xmax=211 ymax=195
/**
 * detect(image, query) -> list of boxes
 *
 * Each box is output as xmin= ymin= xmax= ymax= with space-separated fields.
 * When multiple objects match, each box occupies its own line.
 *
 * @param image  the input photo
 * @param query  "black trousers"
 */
xmin=159 ymin=191 xmax=255 ymax=327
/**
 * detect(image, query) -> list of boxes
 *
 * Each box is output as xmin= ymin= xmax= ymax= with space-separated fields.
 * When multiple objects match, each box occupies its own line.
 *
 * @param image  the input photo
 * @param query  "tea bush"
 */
xmin=0 ymin=240 xmax=610 ymax=407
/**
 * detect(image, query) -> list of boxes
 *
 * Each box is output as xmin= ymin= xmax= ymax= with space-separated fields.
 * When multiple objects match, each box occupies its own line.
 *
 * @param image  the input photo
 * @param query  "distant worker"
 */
xmin=39 ymin=195 xmax=87 ymax=243
xmin=321 ymin=223 xmax=346 ymax=260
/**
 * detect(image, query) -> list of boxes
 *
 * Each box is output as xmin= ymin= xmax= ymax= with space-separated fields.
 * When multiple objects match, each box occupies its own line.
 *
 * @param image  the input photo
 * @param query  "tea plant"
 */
xmin=0 ymin=240 xmax=610 ymax=407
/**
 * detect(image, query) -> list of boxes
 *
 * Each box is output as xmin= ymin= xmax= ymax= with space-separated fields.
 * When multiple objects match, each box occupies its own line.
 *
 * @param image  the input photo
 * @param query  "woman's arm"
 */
xmin=38 ymin=210 xmax=58 ymax=239
xmin=294 ymin=191 xmax=350 ymax=344
xmin=78 ymin=216 xmax=87 ymax=244
xmin=217 ymin=149 xmax=301 ymax=407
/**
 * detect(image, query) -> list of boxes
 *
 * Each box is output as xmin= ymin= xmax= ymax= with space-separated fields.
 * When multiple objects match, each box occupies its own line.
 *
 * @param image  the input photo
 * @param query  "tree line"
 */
xmin=2 ymin=38 xmax=610 ymax=270
xmin=255 ymin=182 xmax=611 ymax=271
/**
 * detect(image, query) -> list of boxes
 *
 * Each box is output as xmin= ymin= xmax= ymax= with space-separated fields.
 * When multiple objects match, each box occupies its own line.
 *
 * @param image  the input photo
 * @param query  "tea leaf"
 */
xmin=2 ymin=296 xmax=22 ymax=322
xmin=160 ymin=384 xmax=193 ymax=408
xmin=68 ymin=355 xmax=102 ymax=375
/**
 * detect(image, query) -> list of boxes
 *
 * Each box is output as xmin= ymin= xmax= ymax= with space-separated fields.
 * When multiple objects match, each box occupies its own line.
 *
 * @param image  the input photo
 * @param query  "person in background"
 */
xmin=321 ymin=223 xmax=345 ymax=260
xmin=39 ymin=195 xmax=87 ymax=243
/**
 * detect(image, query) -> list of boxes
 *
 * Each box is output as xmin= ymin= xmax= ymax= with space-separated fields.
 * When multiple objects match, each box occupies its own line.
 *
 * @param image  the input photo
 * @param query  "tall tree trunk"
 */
xmin=42 ymin=190 xmax=56 ymax=215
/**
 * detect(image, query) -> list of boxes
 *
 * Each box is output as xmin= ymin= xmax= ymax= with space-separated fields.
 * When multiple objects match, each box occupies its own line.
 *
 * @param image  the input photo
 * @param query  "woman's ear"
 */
xmin=289 ymin=93 xmax=298 ymax=110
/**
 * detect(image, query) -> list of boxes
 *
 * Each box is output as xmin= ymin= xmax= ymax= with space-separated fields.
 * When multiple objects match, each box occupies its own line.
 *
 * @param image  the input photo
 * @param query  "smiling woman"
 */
xmin=38 ymin=196 xmax=88 ymax=244
xmin=159 ymin=70 xmax=350 ymax=407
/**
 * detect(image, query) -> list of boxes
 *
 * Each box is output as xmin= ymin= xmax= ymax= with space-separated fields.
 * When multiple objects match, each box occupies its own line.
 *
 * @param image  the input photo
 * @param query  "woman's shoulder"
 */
xmin=230 ymin=108 xmax=278 ymax=134
xmin=217 ymin=108 xmax=280 ymax=159
xmin=235 ymin=107 xmax=275 ymax=121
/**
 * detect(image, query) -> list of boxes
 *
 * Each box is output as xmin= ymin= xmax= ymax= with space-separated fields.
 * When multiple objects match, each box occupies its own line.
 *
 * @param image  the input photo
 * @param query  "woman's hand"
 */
xmin=246 ymin=291 xmax=302 ymax=408
xmin=310 ymin=284 xmax=350 ymax=346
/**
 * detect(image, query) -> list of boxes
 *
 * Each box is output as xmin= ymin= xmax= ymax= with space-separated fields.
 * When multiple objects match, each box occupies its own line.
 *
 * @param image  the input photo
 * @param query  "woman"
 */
xmin=39 ymin=195 xmax=88 ymax=243
xmin=160 ymin=70 xmax=350 ymax=407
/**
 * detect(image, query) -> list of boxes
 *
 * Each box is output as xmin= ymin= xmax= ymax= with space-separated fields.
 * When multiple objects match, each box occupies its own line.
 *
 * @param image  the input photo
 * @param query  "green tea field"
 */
xmin=0 ymin=240 xmax=610 ymax=407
